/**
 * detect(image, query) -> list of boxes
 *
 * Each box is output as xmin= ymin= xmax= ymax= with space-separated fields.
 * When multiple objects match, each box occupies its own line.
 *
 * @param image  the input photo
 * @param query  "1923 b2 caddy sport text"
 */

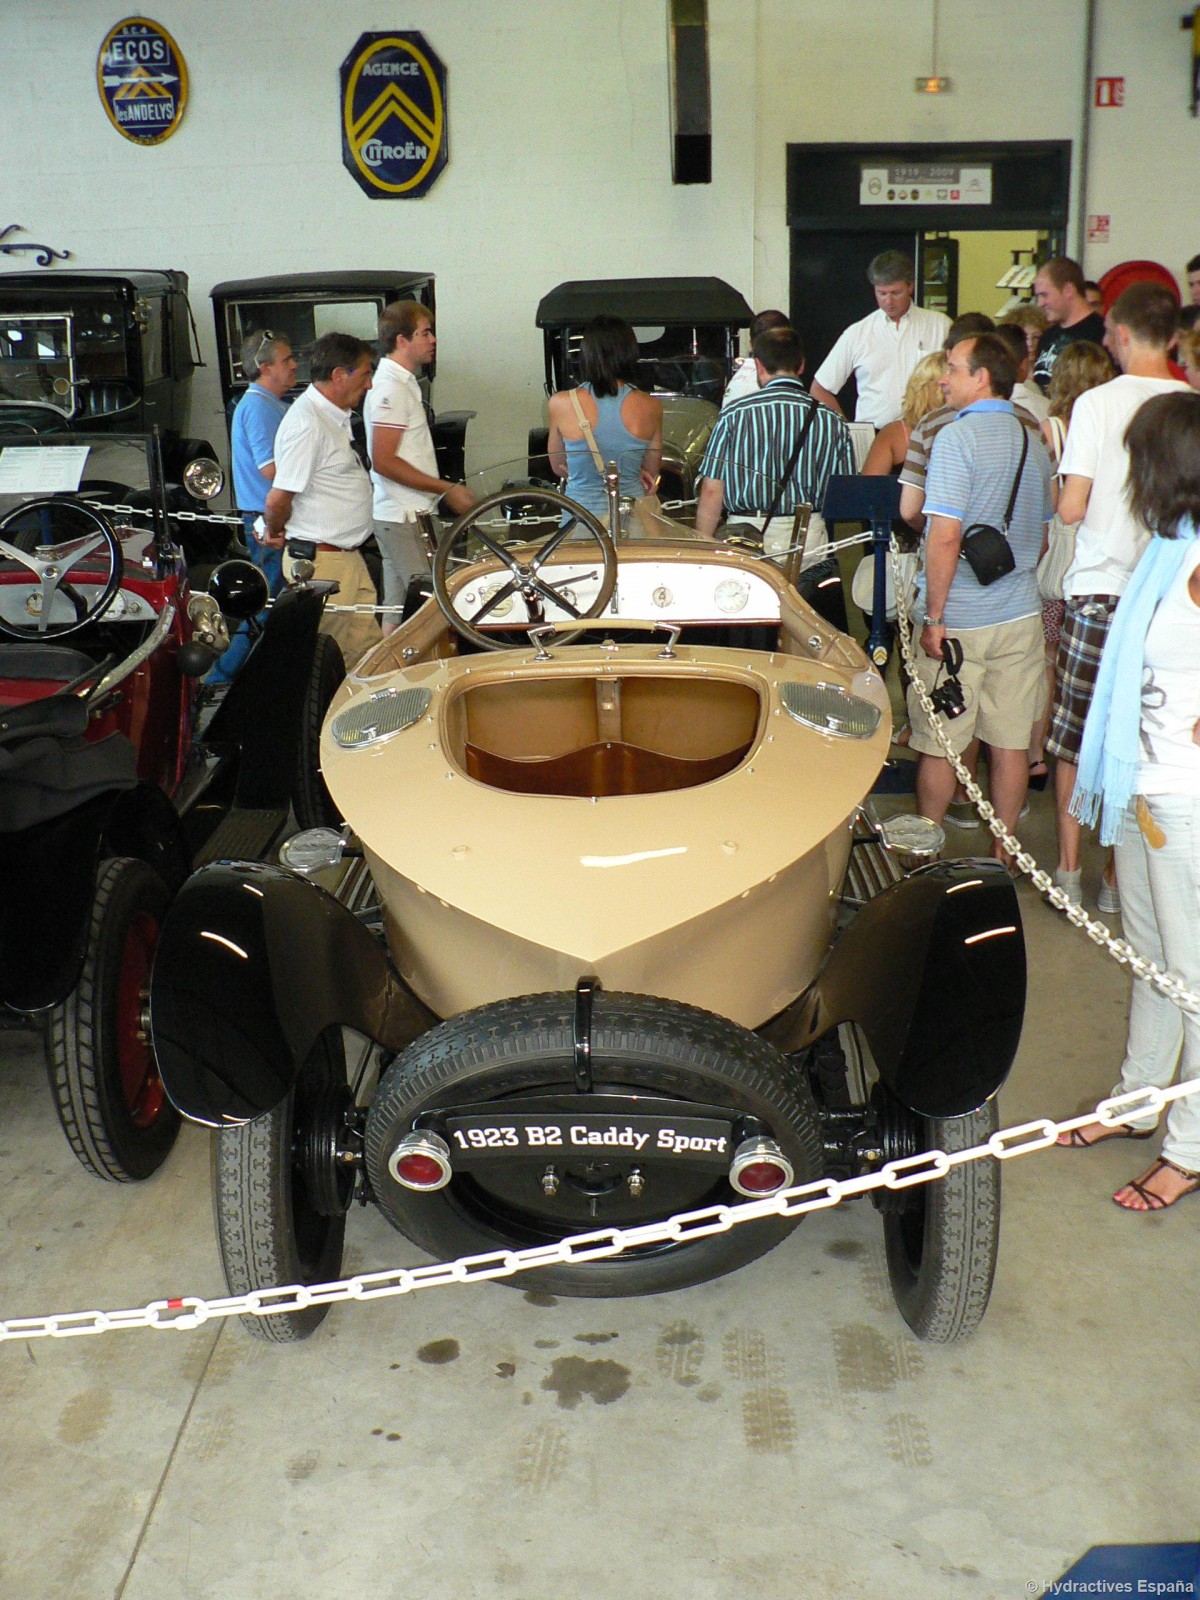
xmin=0 ymin=432 xmax=343 ymax=1182
xmin=149 ymin=462 xmax=1026 ymax=1345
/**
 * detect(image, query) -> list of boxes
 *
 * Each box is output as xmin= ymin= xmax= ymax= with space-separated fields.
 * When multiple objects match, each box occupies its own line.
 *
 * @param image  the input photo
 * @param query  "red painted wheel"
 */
xmin=47 ymin=857 xmax=181 ymax=1181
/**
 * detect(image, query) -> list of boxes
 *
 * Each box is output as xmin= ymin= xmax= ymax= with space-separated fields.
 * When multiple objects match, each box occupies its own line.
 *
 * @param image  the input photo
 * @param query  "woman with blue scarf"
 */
xmin=1057 ymin=392 xmax=1200 ymax=1210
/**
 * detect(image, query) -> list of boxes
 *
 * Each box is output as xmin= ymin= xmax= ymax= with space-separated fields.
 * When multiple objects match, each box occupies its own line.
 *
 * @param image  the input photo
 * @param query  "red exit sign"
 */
xmin=1095 ymin=76 xmax=1125 ymax=106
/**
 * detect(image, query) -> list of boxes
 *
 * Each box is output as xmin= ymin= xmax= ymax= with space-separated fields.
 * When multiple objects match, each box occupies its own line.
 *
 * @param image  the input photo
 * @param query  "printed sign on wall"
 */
xmin=340 ymin=33 xmax=448 ymax=199
xmin=97 ymin=17 xmax=188 ymax=144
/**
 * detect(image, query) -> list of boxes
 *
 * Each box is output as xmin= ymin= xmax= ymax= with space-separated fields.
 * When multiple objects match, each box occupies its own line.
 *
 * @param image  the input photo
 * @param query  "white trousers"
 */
xmin=1112 ymin=794 xmax=1200 ymax=1172
xmin=761 ymin=510 xmax=829 ymax=569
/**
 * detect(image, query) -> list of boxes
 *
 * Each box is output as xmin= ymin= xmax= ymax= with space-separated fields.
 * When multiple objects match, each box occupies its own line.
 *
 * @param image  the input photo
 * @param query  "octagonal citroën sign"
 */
xmin=340 ymin=33 xmax=449 ymax=199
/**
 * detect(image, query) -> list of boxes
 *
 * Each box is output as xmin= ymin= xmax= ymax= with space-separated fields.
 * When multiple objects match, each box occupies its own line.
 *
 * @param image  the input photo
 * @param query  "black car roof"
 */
xmin=536 ymin=277 xmax=753 ymax=328
xmin=0 ymin=270 xmax=180 ymax=293
xmin=210 ymin=271 xmax=434 ymax=301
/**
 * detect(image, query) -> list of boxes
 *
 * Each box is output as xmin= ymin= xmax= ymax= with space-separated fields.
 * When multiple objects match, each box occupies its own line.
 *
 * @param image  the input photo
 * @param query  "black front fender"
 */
xmin=149 ymin=861 xmax=435 ymax=1126
xmin=764 ymin=859 xmax=1025 ymax=1118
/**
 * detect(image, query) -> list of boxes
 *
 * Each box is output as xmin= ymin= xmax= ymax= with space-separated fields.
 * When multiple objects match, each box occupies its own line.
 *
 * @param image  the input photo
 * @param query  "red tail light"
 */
xmin=729 ymin=1136 xmax=794 ymax=1197
xmin=388 ymin=1131 xmax=453 ymax=1191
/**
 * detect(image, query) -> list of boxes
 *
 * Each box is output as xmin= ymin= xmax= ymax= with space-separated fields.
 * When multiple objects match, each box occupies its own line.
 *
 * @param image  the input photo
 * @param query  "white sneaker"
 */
xmin=1053 ymin=868 xmax=1082 ymax=898
xmin=1096 ymin=879 xmax=1121 ymax=915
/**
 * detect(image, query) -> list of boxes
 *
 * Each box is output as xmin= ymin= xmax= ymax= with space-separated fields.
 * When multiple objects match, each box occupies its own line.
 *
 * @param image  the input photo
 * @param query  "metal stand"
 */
xmin=821 ymin=474 xmax=902 ymax=668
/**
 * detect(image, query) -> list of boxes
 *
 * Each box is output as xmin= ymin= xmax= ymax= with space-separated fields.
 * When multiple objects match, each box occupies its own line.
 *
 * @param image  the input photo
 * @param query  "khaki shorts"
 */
xmin=907 ymin=613 xmax=1045 ymax=756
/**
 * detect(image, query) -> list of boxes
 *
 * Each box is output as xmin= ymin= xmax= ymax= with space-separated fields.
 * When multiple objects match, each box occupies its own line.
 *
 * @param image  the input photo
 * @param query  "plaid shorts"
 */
xmin=1046 ymin=595 xmax=1119 ymax=762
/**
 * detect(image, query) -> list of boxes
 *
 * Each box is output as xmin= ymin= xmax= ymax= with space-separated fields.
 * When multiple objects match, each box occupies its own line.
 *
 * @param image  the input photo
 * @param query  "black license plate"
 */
xmin=443 ymin=1112 xmax=734 ymax=1167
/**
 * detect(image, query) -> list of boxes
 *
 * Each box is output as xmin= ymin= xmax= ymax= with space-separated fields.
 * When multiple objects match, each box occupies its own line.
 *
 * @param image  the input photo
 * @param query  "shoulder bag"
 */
xmin=958 ymin=419 xmax=1026 ymax=587
xmin=1036 ymin=415 xmax=1076 ymax=602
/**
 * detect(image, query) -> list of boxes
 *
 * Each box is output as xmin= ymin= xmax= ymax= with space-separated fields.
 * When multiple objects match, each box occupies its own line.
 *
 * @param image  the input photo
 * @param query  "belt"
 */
xmin=313 ymin=542 xmax=361 ymax=553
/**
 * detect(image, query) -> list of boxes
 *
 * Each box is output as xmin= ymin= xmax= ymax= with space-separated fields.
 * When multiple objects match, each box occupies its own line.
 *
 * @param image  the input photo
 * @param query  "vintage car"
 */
xmin=210 ymin=271 xmax=475 ymax=482
xmin=0 ymin=269 xmax=214 ymax=478
xmin=0 ymin=431 xmax=343 ymax=1182
xmin=148 ymin=460 xmax=1024 ymax=1345
xmin=529 ymin=276 xmax=753 ymax=501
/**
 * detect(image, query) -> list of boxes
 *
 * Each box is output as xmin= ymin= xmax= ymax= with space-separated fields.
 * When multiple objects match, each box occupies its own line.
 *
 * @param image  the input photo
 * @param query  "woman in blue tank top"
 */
xmin=547 ymin=316 xmax=663 ymax=519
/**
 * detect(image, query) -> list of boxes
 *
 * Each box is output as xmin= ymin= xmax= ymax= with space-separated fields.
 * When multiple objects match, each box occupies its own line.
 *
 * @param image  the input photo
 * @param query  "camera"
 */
xmin=929 ymin=637 xmax=967 ymax=720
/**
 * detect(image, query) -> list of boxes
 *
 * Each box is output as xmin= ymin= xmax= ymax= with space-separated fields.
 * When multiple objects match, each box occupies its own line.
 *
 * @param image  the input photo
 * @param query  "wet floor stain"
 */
xmin=540 ymin=1355 xmax=631 ymax=1409
xmin=884 ymin=1411 xmax=934 ymax=1467
xmin=57 ymin=1386 xmax=112 ymax=1444
xmin=574 ymin=1332 xmax=618 ymax=1345
xmin=722 ymin=1327 xmax=779 ymax=1382
xmin=496 ymin=1361 xmax=516 ymax=1379
xmin=416 ymin=1338 xmax=460 ymax=1365
xmin=697 ymin=1384 xmax=722 ymax=1402
xmin=371 ymin=1428 xmax=403 ymax=1442
xmin=524 ymin=1291 xmax=558 ymax=1307
xmin=825 ymin=1238 xmax=865 ymax=1260
xmin=286 ymin=1449 xmax=319 ymax=1482
xmin=185 ymin=1408 xmax=235 ymax=1463
xmin=741 ymin=1387 xmax=797 ymax=1454
xmin=533 ymin=1338 xmax=559 ymax=1349
xmin=655 ymin=1321 xmax=705 ymax=1386
xmin=516 ymin=1423 xmax=568 ymax=1490
xmin=832 ymin=1324 xmax=924 ymax=1393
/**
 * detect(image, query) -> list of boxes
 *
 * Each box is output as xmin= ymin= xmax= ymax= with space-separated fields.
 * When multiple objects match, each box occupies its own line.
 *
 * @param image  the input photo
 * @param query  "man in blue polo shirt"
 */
xmin=210 ymin=332 xmax=297 ymax=681
xmin=908 ymin=333 xmax=1053 ymax=854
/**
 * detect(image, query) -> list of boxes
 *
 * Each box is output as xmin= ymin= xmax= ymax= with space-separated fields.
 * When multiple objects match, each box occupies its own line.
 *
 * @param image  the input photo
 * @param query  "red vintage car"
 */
xmin=0 ymin=432 xmax=342 ymax=1181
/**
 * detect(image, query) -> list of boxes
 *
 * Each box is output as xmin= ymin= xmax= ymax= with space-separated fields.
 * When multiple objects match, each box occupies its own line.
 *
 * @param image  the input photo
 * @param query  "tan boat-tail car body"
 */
xmin=323 ymin=542 xmax=890 ymax=1028
xmin=149 ymin=482 xmax=1026 ymax=1345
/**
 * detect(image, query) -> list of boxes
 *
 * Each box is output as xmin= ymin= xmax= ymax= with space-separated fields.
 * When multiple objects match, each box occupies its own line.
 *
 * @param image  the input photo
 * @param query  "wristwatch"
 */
xmin=922 ymin=614 xmax=944 ymax=627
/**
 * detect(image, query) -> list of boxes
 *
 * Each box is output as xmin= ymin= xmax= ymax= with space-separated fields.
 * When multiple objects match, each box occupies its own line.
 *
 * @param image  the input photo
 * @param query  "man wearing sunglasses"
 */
xmin=204 ymin=332 xmax=298 ymax=683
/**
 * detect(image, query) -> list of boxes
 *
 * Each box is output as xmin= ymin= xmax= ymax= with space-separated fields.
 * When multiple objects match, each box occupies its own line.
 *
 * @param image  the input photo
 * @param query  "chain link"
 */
xmin=85 ymin=500 xmax=246 ymax=528
xmin=5 ymin=530 xmax=1198 ymax=1345
xmin=3 ymin=1078 xmax=1196 ymax=1342
xmin=888 ymin=541 xmax=1200 ymax=1016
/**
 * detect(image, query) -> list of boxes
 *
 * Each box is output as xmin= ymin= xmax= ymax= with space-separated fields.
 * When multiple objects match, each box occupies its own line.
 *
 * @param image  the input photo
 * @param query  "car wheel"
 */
xmin=213 ymin=1028 xmax=349 ymax=1343
xmin=883 ymin=1098 xmax=1000 ymax=1343
xmin=291 ymin=632 xmax=345 ymax=830
xmin=46 ymin=856 xmax=181 ymax=1182
xmin=363 ymin=991 xmax=822 ymax=1298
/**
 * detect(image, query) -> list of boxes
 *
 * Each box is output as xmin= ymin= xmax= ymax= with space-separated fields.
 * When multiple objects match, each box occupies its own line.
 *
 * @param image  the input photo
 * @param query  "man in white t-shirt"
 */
xmin=1047 ymin=282 xmax=1190 ymax=897
xmin=720 ymin=307 xmax=790 ymax=409
xmin=262 ymin=332 xmax=383 ymax=671
xmin=365 ymin=301 xmax=476 ymax=632
xmin=810 ymin=251 xmax=950 ymax=428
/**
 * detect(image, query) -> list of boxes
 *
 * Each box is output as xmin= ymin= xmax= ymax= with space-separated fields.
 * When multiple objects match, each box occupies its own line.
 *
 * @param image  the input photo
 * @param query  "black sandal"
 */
xmin=1113 ymin=1156 xmax=1200 ymax=1212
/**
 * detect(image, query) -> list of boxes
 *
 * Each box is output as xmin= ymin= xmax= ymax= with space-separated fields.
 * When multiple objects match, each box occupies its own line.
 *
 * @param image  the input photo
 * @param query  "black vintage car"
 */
xmin=529 ymin=276 xmax=753 ymax=500
xmin=0 ymin=270 xmax=213 ymax=478
xmin=210 ymin=271 xmax=474 ymax=481
xmin=0 ymin=431 xmax=343 ymax=1182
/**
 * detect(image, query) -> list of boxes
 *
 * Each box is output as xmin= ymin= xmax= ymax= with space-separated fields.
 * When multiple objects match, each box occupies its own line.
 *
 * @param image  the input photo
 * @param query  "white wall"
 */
xmin=0 ymin=0 xmax=1191 ymax=473
xmin=1082 ymin=2 xmax=1200 ymax=295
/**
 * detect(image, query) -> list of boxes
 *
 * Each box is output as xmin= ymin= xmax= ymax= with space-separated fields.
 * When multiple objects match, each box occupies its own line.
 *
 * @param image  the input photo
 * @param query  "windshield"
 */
xmin=558 ymin=324 xmax=734 ymax=405
xmin=225 ymin=296 xmax=388 ymax=386
xmin=0 ymin=315 xmax=76 ymax=417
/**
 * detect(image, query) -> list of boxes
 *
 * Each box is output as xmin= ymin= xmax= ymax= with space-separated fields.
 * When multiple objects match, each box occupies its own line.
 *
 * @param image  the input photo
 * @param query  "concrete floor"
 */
xmin=2 ymin=784 xmax=1198 ymax=1600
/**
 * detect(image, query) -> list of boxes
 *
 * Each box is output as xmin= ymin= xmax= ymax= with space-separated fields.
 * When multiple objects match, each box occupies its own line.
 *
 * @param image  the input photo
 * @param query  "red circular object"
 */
xmin=396 ymin=1152 xmax=448 ymax=1189
xmin=1097 ymin=260 xmax=1181 ymax=314
xmin=115 ymin=908 xmax=165 ymax=1128
xmin=735 ymin=1160 xmax=788 ymax=1195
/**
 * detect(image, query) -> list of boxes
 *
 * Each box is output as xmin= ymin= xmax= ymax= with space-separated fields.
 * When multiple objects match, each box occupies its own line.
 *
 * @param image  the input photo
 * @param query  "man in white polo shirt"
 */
xmin=366 ymin=300 xmax=476 ymax=632
xmin=261 ymin=331 xmax=382 ymax=671
xmin=811 ymin=251 xmax=950 ymax=429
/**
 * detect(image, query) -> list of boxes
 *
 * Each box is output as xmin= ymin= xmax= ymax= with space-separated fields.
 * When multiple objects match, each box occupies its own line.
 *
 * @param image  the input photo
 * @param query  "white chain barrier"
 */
xmin=3 ymin=1078 xmax=1197 ymax=1343
xmin=5 ymin=526 xmax=1197 ymax=1345
xmin=887 ymin=539 xmax=1200 ymax=1016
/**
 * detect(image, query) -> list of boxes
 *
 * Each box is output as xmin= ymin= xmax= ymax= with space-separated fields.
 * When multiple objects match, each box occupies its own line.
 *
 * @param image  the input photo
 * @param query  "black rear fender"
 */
xmin=764 ymin=859 xmax=1025 ymax=1119
xmin=149 ymin=861 xmax=435 ymax=1126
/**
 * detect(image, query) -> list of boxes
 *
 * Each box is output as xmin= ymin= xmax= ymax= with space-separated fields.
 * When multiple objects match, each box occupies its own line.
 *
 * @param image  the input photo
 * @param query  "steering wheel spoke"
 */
xmin=433 ymin=488 xmax=617 ymax=652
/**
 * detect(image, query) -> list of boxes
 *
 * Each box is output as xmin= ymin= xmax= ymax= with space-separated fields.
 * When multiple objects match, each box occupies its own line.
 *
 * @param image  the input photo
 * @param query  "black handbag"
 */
xmin=959 ymin=422 xmax=1028 ymax=587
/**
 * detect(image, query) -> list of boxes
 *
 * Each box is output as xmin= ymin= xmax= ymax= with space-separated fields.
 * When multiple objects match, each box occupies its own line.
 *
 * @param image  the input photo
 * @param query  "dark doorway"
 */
xmin=787 ymin=141 xmax=1071 ymax=412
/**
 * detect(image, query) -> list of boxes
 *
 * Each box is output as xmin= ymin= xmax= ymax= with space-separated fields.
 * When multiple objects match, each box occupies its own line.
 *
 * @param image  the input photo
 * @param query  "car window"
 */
xmin=226 ymin=297 xmax=385 ymax=384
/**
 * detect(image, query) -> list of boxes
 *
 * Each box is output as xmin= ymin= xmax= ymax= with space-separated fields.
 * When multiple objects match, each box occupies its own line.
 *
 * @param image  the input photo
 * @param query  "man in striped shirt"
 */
xmin=694 ymin=326 xmax=853 ymax=564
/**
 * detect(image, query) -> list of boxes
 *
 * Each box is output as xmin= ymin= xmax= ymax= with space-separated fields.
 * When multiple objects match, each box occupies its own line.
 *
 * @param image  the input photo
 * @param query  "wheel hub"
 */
xmin=297 ymin=1084 xmax=358 ymax=1216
